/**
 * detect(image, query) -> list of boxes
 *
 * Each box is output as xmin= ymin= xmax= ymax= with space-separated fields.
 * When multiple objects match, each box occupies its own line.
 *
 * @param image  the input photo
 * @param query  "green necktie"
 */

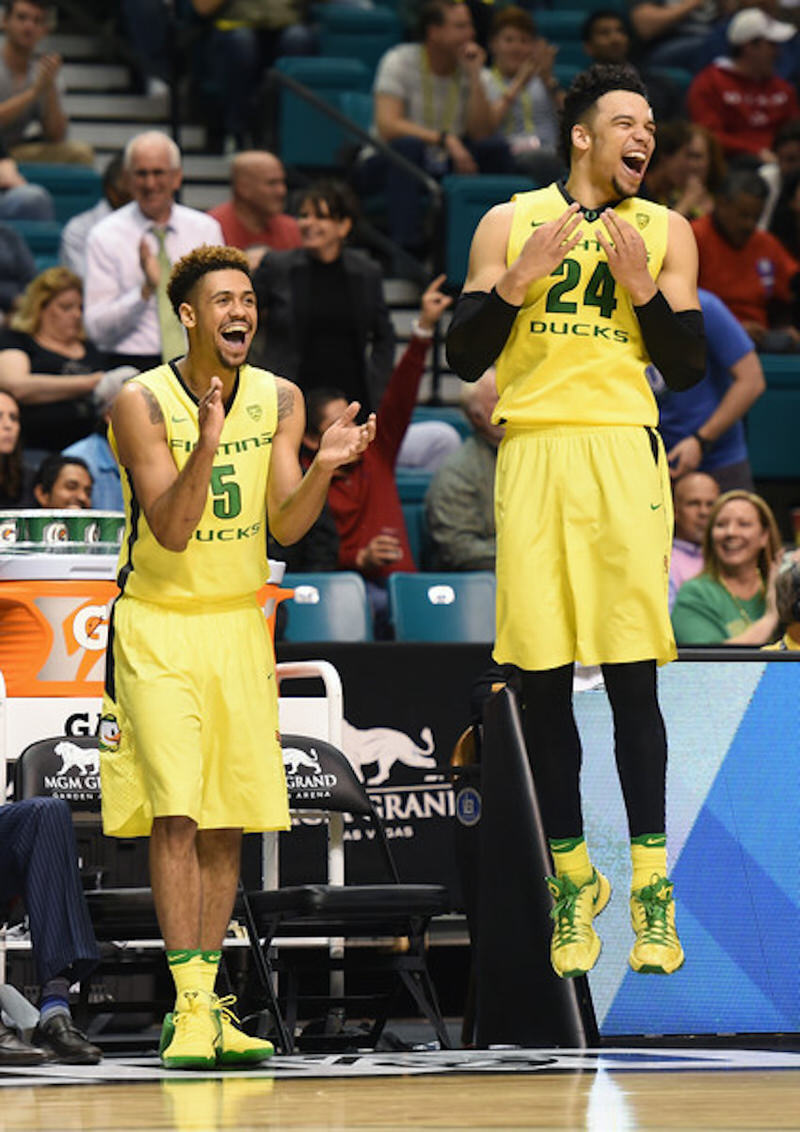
xmin=153 ymin=227 xmax=186 ymax=362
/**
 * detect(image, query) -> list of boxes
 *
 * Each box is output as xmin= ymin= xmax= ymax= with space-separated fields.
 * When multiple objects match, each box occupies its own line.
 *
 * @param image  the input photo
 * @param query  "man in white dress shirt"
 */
xmin=84 ymin=131 xmax=223 ymax=370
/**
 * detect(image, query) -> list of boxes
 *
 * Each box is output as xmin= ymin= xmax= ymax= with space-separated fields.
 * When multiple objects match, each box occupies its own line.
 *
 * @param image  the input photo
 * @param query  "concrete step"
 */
xmin=182 ymin=183 xmax=226 ymax=212
xmin=48 ymin=32 xmax=108 ymax=59
xmin=63 ymin=92 xmax=169 ymax=121
xmin=181 ymin=154 xmax=231 ymax=180
xmin=69 ymin=121 xmax=206 ymax=150
xmin=62 ymin=62 xmax=130 ymax=92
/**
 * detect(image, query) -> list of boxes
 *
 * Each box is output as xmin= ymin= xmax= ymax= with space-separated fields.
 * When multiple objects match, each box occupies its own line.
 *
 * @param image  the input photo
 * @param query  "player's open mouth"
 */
xmin=221 ymin=325 xmax=249 ymax=346
xmin=622 ymin=152 xmax=646 ymax=174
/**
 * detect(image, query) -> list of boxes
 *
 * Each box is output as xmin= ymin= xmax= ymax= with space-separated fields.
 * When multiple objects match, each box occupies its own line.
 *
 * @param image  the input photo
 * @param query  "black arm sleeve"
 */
xmin=445 ymin=288 xmax=520 ymax=382
xmin=634 ymin=290 xmax=706 ymax=392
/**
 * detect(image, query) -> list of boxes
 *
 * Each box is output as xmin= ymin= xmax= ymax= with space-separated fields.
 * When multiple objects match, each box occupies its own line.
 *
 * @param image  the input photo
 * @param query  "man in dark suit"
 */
xmin=0 ymin=797 xmax=102 ymax=1064
xmin=251 ymin=179 xmax=396 ymax=416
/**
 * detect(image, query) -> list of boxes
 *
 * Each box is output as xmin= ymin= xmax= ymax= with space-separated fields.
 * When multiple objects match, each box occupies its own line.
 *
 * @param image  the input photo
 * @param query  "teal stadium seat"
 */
xmin=17 ymin=163 xmax=101 ymax=224
xmin=411 ymin=404 xmax=471 ymax=441
xmin=387 ymin=571 xmax=496 ymax=642
xmin=317 ymin=5 xmax=402 ymax=76
xmin=4 ymin=218 xmax=62 ymax=272
xmin=275 ymin=56 xmax=371 ymax=169
xmin=442 ymin=174 xmax=535 ymax=285
xmin=282 ymin=571 xmax=373 ymax=641
xmin=533 ymin=10 xmax=587 ymax=44
xmin=746 ymin=354 xmax=800 ymax=479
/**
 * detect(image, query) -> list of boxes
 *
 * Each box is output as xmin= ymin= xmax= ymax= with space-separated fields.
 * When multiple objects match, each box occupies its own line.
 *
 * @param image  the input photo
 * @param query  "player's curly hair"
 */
xmin=167 ymin=245 xmax=251 ymax=315
xmin=559 ymin=63 xmax=649 ymax=163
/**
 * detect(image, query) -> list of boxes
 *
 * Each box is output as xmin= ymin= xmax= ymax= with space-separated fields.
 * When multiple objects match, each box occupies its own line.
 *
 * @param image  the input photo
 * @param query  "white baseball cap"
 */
xmin=728 ymin=7 xmax=795 ymax=47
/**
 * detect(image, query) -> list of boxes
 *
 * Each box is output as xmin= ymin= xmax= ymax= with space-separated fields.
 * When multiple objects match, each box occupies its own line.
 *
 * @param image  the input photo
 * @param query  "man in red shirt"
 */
xmin=208 ymin=150 xmax=301 ymax=265
xmin=301 ymin=275 xmax=451 ymax=635
xmin=692 ymin=167 xmax=800 ymax=350
xmin=687 ymin=7 xmax=798 ymax=162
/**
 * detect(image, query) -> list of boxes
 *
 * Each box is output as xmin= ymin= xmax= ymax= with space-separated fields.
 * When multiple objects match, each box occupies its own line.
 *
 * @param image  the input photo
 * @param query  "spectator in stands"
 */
xmin=672 ymin=489 xmax=783 ymax=644
xmin=0 ymin=218 xmax=35 ymax=316
xmin=482 ymin=7 xmax=564 ymax=186
xmin=769 ymin=168 xmax=800 ymax=256
xmin=61 ymin=371 xmax=137 ymax=513
xmin=700 ymin=0 xmax=800 ymax=85
xmin=761 ymin=118 xmax=800 ymax=228
xmin=252 ymin=179 xmax=394 ymax=416
xmin=253 ymin=178 xmax=459 ymax=471
xmin=679 ymin=123 xmax=725 ymax=221
xmin=84 ymin=131 xmax=223 ymax=371
xmin=208 ymin=150 xmax=301 ymax=267
xmin=0 ymin=137 xmax=53 ymax=220
xmin=0 ymin=796 xmax=102 ymax=1064
xmin=668 ymin=471 xmax=720 ymax=609
xmin=301 ymin=275 xmax=452 ymax=635
xmin=768 ymin=555 xmax=800 ymax=649
xmin=0 ymin=388 xmax=33 ymax=506
xmin=425 ymin=368 xmax=502 ymax=571
xmin=629 ymin=0 xmax=719 ymax=71
xmin=0 ymin=0 xmax=93 ymax=165
xmin=656 ymin=288 xmax=765 ymax=491
xmin=692 ymin=167 xmax=800 ymax=351
xmin=581 ymin=8 xmax=686 ymax=125
xmin=0 ymin=267 xmax=130 ymax=455
xmin=687 ymin=8 xmax=799 ymax=164
xmin=60 ymin=152 xmax=131 ymax=279
xmin=362 ymin=0 xmax=512 ymax=259
xmin=189 ymin=0 xmax=316 ymax=153
xmin=32 ymin=452 xmax=92 ymax=509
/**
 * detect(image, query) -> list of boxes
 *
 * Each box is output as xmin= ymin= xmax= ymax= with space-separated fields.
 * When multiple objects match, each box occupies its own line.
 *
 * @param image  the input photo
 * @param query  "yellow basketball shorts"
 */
xmin=494 ymin=424 xmax=676 ymax=671
xmin=99 ymin=594 xmax=290 ymax=838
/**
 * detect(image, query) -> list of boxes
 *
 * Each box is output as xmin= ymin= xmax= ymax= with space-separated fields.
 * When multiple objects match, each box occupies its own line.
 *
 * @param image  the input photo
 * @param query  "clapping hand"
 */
xmin=317 ymin=401 xmax=376 ymax=471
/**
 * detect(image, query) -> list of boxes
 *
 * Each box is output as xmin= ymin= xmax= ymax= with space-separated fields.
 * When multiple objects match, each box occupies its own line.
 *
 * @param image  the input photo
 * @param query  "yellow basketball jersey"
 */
xmin=494 ymin=183 xmax=669 ymax=429
xmin=109 ymin=362 xmax=277 ymax=606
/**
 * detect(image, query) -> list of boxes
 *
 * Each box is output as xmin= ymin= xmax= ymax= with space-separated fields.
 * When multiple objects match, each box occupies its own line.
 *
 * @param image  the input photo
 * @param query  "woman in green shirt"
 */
xmin=671 ymin=490 xmax=783 ymax=645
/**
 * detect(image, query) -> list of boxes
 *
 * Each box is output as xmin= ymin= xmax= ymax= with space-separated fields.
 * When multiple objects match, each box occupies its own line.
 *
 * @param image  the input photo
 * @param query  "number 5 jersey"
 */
xmin=109 ymin=362 xmax=277 ymax=605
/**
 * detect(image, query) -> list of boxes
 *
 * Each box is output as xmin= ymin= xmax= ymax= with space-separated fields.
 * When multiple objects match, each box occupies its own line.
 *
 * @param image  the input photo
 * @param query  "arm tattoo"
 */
xmin=139 ymin=384 xmax=164 ymax=425
xmin=276 ymin=382 xmax=294 ymax=422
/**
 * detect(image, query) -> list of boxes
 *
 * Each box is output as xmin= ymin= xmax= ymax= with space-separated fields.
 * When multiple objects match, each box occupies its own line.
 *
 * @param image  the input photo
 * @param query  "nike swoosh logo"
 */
xmin=650 ymin=503 xmax=662 ymax=511
xmin=171 ymin=415 xmax=188 ymax=423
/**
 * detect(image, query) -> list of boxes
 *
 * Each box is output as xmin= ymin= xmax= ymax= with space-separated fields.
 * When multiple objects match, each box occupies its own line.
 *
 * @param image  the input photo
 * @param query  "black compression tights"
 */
xmin=520 ymin=660 xmax=667 ymax=841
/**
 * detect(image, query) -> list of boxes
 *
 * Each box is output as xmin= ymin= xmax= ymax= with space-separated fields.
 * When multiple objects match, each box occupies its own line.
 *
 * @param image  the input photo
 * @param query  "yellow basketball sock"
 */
xmin=630 ymin=833 xmax=667 ymax=891
xmin=167 ymin=949 xmax=221 ymax=1004
xmin=549 ymin=836 xmax=594 ymax=886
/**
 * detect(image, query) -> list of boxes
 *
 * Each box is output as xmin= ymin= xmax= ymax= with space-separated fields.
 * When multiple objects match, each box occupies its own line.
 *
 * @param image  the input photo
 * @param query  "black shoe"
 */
xmin=0 ymin=1020 xmax=48 ymax=1066
xmin=32 ymin=1013 xmax=102 ymax=1065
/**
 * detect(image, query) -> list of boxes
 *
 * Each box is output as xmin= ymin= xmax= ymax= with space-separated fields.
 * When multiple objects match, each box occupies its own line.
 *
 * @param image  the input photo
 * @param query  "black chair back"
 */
xmin=280 ymin=733 xmax=399 ymax=883
xmin=14 ymin=736 xmax=101 ymax=812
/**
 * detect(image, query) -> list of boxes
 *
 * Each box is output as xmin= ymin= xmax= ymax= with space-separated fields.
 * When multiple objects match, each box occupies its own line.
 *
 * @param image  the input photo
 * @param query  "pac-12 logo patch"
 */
xmin=98 ymin=714 xmax=121 ymax=751
xmin=635 ymin=212 xmax=649 ymax=229
xmin=246 ymin=404 xmax=263 ymax=421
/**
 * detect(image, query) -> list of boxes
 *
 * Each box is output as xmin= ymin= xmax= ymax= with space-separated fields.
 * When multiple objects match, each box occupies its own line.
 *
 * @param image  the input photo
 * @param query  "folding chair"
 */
xmin=244 ymin=733 xmax=451 ymax=1052
xmin=12 ymin=736 xmax=289 ymax=1046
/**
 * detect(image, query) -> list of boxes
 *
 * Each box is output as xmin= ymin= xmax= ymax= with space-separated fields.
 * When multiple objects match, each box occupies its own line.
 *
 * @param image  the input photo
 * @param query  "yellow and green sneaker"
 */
xmin=546 ymin=869 xmax=611 ymax=978
xmin=211 ymin=994 xmax=275 ymax=1066
xmin=629 ymin=875 xmax=685 ymax=974
xmin=159 ymin=989 xmax=219 ymax=1070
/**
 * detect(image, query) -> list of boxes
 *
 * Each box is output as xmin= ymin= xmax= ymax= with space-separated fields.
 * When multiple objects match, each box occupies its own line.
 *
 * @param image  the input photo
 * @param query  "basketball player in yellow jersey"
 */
xmin=99 ymin=246 xmax=375 ymax=1069
xmin=447 ymin=65 xmax=707 ymax=981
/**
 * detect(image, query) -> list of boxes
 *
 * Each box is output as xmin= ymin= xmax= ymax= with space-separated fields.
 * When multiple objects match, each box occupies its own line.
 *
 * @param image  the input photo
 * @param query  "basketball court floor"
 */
xmin=1 ymin=1045 xmax=799 ymax=1131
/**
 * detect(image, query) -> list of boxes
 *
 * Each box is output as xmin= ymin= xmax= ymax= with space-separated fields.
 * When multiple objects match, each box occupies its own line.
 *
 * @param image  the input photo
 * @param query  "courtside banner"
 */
xmin=277 ymin=644 xmax=800 ymax=1037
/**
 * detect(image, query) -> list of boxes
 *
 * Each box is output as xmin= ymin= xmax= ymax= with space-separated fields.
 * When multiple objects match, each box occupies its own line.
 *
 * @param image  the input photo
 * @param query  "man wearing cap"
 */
xmin=687 ymin=7 xmax=799 ymax=163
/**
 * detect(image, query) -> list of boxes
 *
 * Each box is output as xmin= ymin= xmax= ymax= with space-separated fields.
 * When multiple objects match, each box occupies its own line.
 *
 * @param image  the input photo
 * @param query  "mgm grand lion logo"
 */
xmin=42 ymin=741 xmax=101 ymax=800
